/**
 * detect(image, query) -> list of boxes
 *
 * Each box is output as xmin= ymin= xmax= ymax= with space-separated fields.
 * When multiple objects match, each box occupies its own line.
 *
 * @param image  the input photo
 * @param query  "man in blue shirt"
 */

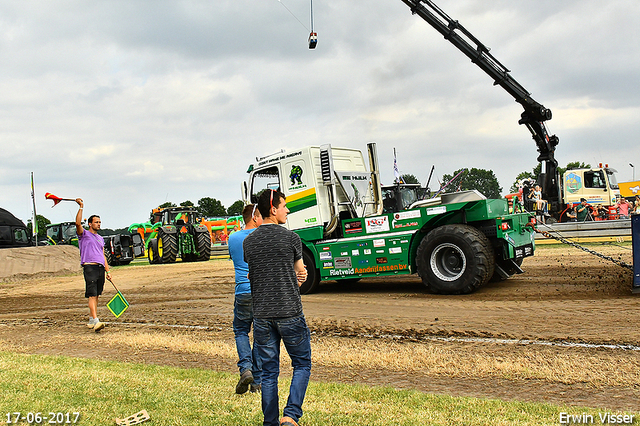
xmin=229 ymin=204 xmax=263 ymax=394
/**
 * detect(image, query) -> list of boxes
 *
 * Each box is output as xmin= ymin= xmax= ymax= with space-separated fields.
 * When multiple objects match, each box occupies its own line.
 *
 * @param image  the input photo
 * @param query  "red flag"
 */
xmin=45 ymin=193 xmax=74 ymax=207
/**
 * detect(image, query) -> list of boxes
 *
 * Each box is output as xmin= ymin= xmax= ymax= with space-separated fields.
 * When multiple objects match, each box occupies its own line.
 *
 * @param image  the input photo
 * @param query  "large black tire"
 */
xmin=157 ymin=228 xmax=177 ymax=264
xmin=195 ymin=231 xmax=211 ymax=262
xmin=148 ymin=238 xmax=160 ymax=264
xmin=104 ymin=246 xmax=115 ymax=266
xmin=416 ymin=224 xmax=495 ymax=294
xmin=299 ymin=250 xmax=320 ymax=295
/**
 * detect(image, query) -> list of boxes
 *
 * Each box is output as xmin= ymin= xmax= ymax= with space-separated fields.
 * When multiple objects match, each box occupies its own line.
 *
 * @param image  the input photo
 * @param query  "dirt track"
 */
xmin=0 ymin=243 xmax=638 ymax=411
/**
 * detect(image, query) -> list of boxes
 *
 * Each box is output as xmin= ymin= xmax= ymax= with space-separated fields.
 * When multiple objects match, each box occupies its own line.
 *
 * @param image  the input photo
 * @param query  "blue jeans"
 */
xmin=254 ymin=314 xmax=311 ymax=426
xmin=233 ymin=293 xmax=262 ymax=385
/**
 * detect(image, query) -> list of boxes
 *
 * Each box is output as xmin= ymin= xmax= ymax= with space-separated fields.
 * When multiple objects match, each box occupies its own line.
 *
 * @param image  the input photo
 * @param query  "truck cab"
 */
xmin=563 ymin=166 xmax=620 ymax=207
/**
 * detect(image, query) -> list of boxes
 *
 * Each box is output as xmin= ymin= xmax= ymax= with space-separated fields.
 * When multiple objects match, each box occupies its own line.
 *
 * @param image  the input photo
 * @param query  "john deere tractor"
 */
xmin=147 ymin=207 xmax=211 ymax=264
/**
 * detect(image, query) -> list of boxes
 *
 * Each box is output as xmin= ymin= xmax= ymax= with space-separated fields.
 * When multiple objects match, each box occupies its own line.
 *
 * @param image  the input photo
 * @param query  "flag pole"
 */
xmin=31 ymin=172 xmax=38 ymax=246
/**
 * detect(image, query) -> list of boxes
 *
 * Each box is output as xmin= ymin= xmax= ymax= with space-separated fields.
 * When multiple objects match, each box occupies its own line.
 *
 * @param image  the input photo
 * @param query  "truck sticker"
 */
xmin=376 ymin=249 xmax=385 ymax=254
xmin=344 ymin=221 xmax=363 ymax=234
xmin=319 ymin=251 xmax=332 ymax=260
xmin=565 ymin=173 xmax=582 ymax=194
xmin=394 ymin=221 xmax=419 ymax=229
xmin=323 ymin=261 xmax=334 ymax=269
xmin=340 ymin=251 xmax=348 ymax=256
xmin=373 ymin=239 xmax=385 ymax=247
xmin=376 ymin=257 xmax=388 ymax=264
xmin=427 ymin=206 xmax=447 ymax=215
xmin=351 ymin=249 xmax=360 ymax=256
xmin=358 ymin=259 xmax=369 ymax=265
xmin=394 ymin=211 xmax=421 ymax=220
xmin=330 ymin=268 xmax=355 ymax=276
xmin=304 ymin=217 xmax=318 ymax=224
xmin=389 ymin=247 xmax=402 ymax=254
xmin=365 ymin=216 xmax=390 ymax=233
xmin=355 ymin=264 xmax=408 ymax=274
xmin=334 ymin=257 xmax=352 ymax=268
xmin=289 ymin=165 xmax=303 ymax=186
xmin=286 ymin=187 xmax=317 ymax=214
xmin=364 ymin=249 xmax=371 ymax=255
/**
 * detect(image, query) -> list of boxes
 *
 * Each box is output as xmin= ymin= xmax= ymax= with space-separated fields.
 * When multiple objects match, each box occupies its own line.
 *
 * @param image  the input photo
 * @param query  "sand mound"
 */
xmin=0 ymin=245 xmax=82 ymax=280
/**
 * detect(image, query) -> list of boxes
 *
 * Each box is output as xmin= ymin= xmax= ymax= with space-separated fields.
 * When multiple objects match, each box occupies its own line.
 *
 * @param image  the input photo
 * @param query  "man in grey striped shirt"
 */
xmin=243 ymin=189 xmax=310 ymax=426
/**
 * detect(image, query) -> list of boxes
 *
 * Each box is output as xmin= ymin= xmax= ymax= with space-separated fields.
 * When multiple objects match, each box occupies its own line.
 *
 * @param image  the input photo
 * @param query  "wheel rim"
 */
xmin=158 ymin=238 xmax=164 ymax=258
xmin=430 ymin=243 xmax=466 ymax=282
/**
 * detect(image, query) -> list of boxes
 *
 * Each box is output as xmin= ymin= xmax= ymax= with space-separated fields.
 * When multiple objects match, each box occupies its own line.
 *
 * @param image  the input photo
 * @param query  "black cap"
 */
xmin=580 ymin=198 xmax=587 ymax=202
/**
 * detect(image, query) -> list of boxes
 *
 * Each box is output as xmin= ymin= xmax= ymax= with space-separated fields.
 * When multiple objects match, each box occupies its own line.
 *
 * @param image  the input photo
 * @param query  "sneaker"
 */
xmin=235 ymin=370 xmax=254 ymax=394
xmin=250 ymin=383 xmax=261 ymax=393
xmin=87 ymin=321 xmax=96 ymax=329
xmin=280 ymin=417 xmax=299 ymax=426
xmin=93 ymin=321 xmax=105 ymax=332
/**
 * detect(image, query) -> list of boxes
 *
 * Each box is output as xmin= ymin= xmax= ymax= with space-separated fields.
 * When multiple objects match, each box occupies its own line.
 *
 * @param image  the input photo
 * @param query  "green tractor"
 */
xmin=46 ymin=222 xmax=79 ymax=247
xmin=147 ymin=207 xmax=211 ymax=264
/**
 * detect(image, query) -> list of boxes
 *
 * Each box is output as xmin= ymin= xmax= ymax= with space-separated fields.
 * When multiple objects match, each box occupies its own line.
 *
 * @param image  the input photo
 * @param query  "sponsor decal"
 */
xmin=340 ymin=252 xmax=348 ymax=256
xmin=334 ymin=257 xmax=352 ymax=269
xmin=376 ymin=257 xmax=388 ymax=264
xmin=373 ymin=239 xmax=385 ymax=247
xmin=351 ymin=249 xmax=360 ymax=256
xmin=344 ymin=221 xmax=363 ymax=234
xmin=389 ymin=247 xmax=402 ymax=254
xmin=394 ymin=221 xmax=419 ymax=229
xmin=427 ymin=206 xmax=447 ymax=215
xmin=401 ymin=239 xmax=409 ymax=244
xmin=376 ymin=249 xmax=385 ymax=254
xmin=355 ymin=264 xmax=409 ymax=274
xmin=394 ymin=210 xmax=421 ymax=220
xmin=319 ymin=251 xmax=332 ymax=260
xmin=358 ymin=259 xmax=369 ymax=265
xmin=322 ymin=261 xmax=333 ymax=269
xmin=364 ymin=249 xmax=371 ymax=255
xmin=365 ymin=216 xmax=390 ymax=233
xmin=357 ymin=242 xmax=368 ymax=247
xmin=304 ymin=217 xmax=318 ymax=224
xmin=322 ymin=247 xmax=330 ymax=251
xmin=330 ymin=268 xmax=355 ymax=276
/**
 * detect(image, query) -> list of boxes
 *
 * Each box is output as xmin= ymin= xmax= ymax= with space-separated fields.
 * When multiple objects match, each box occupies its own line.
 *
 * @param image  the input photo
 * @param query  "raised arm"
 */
xmin=75 ymin=198 xmax=84 ymax=235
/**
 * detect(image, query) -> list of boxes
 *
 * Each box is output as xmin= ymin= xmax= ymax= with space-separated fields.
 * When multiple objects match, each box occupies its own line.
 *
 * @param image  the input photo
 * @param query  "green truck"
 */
xmin=242 ymin=143 xmax=535 ymax=295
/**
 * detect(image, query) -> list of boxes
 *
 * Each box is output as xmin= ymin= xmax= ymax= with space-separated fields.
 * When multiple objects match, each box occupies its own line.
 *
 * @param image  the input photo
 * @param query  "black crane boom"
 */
xmin=400 ymin=0 xmax=561 ymax=208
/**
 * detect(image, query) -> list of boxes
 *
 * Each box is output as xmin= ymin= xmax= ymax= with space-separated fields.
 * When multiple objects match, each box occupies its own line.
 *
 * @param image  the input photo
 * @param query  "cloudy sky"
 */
xmin=2 ymin=0 xmax=639 ymax=229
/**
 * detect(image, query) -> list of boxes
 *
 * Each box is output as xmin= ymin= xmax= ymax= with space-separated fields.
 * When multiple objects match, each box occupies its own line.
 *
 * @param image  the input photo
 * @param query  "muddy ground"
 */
xmin=0 ymin=243 xmax=638 ymax=412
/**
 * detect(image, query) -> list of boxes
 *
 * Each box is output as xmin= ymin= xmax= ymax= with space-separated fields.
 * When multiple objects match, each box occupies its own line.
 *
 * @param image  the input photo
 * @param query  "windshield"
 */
xmin=399 ymin=187 xmax=418 ymax=209
xmin=606 ymin=169 xmax=619 ymax=189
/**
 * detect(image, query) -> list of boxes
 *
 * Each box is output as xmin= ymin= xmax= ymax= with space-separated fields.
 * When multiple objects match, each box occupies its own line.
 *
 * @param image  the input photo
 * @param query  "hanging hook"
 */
xmin=308 ymin=0 xmax=317 ymax=49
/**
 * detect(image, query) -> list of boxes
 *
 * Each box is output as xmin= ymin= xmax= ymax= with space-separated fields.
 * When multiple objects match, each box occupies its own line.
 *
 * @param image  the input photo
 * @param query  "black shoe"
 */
xmin=235 ymin=370 xmax=254 ymax=394
xmin=250 ymin=383 xmax=261 ymax=393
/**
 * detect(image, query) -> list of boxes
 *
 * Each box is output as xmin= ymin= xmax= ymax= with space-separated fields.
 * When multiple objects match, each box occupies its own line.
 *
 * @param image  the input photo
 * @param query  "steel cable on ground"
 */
xmin=527 ymin=223 xmax=633 ymax=270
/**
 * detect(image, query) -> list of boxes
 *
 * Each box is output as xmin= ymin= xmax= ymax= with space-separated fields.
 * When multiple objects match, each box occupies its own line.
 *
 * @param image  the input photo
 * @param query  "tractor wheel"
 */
xmin=490 ymin=257 xmax=524 ymax=282
xmin=195 ymin=231 xmax=212 ymax=262
xmin=416 ymin=224 xmax=495 ymax=294
xmin=299 ymin=250 xmax=320 ymax=295
xmin=157 ymin=229 xmax=177 ymax=264
xmin=104 ymin=246 xmax=115 ymax=266
xmin=148 ymin=239 xmax=160 ymax=264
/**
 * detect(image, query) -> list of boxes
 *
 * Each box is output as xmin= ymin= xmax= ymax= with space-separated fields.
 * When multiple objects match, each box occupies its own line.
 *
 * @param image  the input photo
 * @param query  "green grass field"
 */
xmin=0 ymin=351 xmax=628 ymax=426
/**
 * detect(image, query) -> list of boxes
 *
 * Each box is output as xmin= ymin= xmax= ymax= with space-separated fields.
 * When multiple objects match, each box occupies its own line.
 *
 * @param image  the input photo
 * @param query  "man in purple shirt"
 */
xmin=75 ymin=198 xmax=111 ymax=332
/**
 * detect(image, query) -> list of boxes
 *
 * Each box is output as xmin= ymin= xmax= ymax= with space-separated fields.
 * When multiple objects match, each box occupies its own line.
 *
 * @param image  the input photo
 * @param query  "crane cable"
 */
xmin=276 ymin=0 xmax=310 ymax=32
